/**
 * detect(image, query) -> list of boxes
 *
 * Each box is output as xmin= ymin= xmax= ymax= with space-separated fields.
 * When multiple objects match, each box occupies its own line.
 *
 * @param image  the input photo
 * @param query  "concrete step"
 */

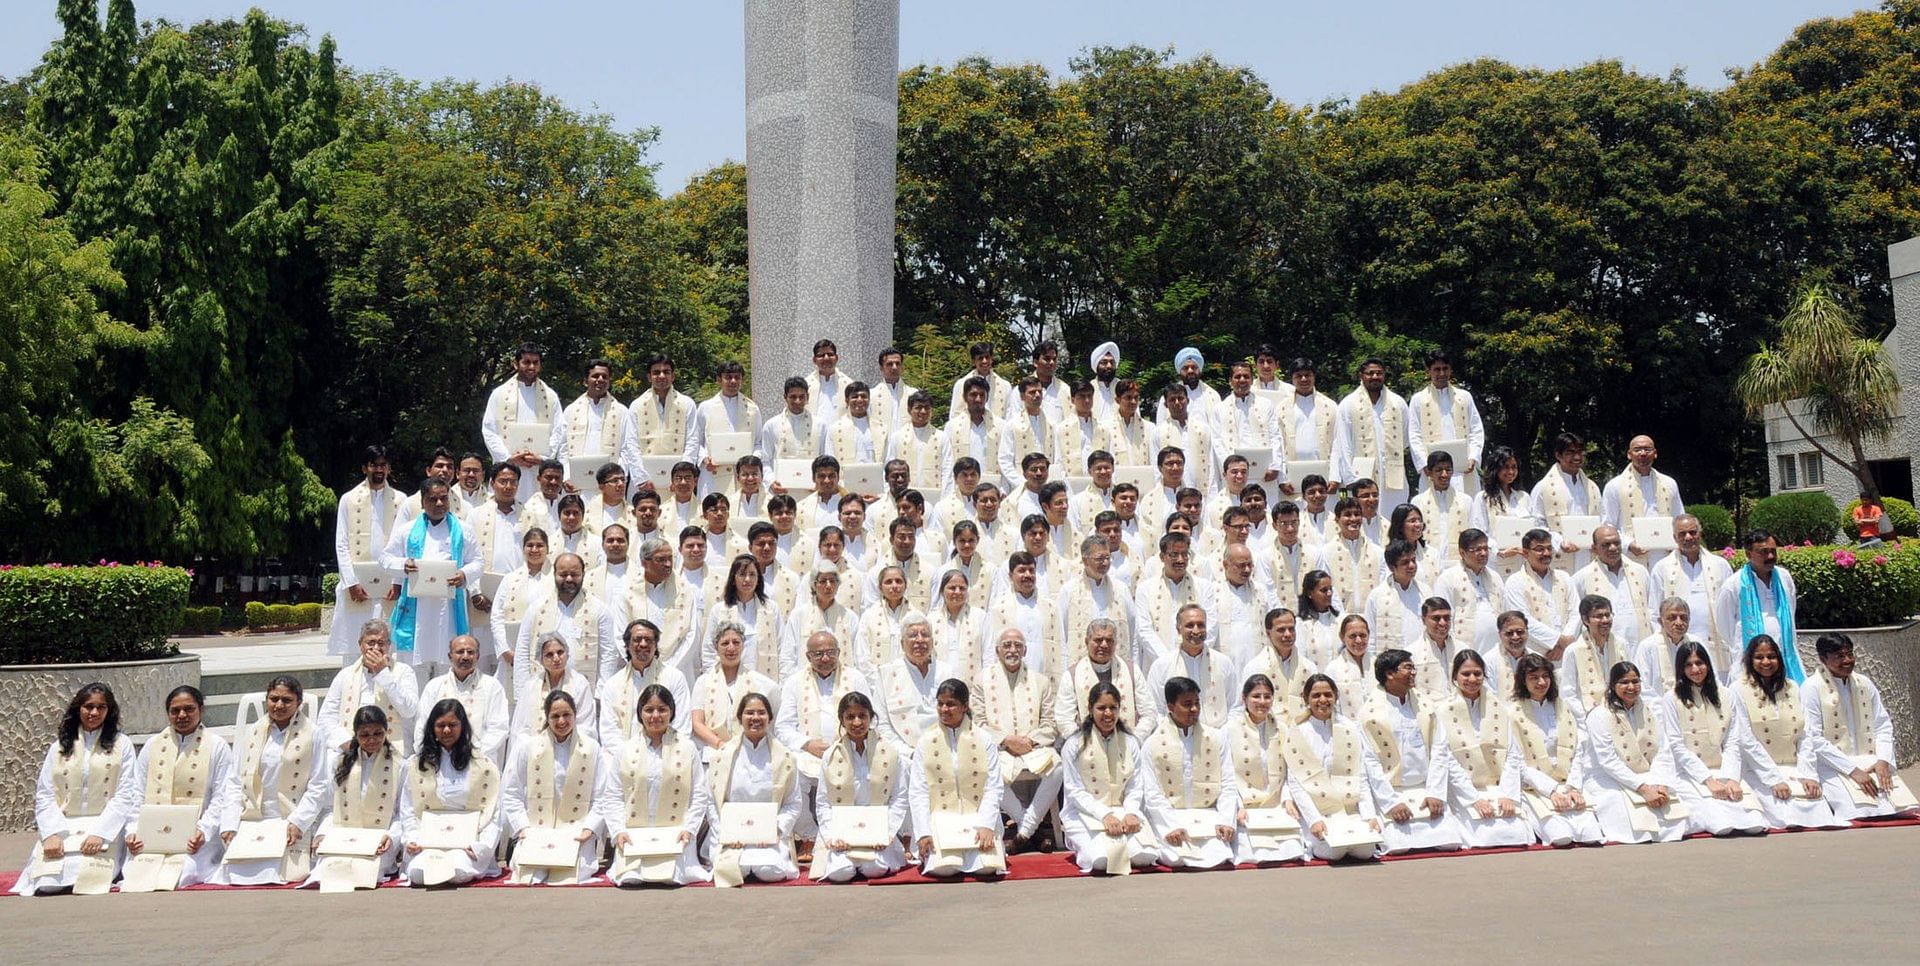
xmin=182 ymin=636 xmax=340 ymax=727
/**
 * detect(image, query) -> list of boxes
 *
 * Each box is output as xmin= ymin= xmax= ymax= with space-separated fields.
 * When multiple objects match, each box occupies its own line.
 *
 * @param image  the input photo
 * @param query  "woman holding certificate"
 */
xmin=214 ymin=676 xmax=331 ymax=885
xmin=1581 ymin=662 xmax=1688 ymax=843
xmin=706 ymin=692 xmax=804 ymax=885
xmin=606 ymin=685 xmax=712 ymax=885
xmin=1509 ymin=654 xmax=1604 ymax=846
xmin=907 ymin=679 xmax=1006 ymax=878
xmin=1282 ymin=675 xmax=1388 ymax=862
xmin=398 ymin=699 xmax=503 ymax=886
xmin=1060 ymin=682 xmax=1162 ymax=874
xmin=305 ymin=706 xmax=405 ymax=890
xmin=123 ymin=686 xmax=238 ymax=891
xmin=1229 ymin=675 xmax=1307 ymax=865
xmin=15 ymin=683 xmax=139 ymax=896
xmin=811 ymin=692 xmax=910 ymax=882
xmin=1732 ymin=635 xmax=1845 ymax=829
xmin=1437 ymin=651 xmax=1534 ymax=848
xmin=503 ymin=690 xmax=614 ymax=884
xmin=1656 ymin=643 xmax=1770 ymax=837
xmin=511 ymin=633 xmax=598 ymax=741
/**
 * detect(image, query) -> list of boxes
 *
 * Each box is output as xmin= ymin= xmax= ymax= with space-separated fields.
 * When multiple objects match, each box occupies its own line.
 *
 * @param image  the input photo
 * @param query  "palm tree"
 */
xmin=1736 ymin=284 xmax=1901 ymax=501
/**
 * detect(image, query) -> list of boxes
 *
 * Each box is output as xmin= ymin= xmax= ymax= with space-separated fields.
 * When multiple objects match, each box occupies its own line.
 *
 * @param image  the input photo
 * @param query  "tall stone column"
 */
xmin=745 ymin=0 xmax=899 ymax=412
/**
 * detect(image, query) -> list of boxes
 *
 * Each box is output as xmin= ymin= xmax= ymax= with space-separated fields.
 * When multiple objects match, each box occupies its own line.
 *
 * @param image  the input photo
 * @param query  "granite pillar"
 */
xmin=745 ymin=0 xmax=899 ymax=411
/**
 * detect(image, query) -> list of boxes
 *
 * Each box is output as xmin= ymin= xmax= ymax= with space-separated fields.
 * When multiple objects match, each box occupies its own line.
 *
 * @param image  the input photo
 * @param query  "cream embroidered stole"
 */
xmin=239 ymin=717 xmax=315 ymax=821
xmin=919 ymin=725 xmax=992 ymax=817
xmin=530 ymin=593 xmax=603 ymax=683
xmin=1569 ymin=632 xmax=1626 ymax=711
xmin=1513 ymin=700 xmax=1578 ymax=783
xmin=527 ymin=731 xmax=598 ymax=828
xmin=985 ymin=594 xmax=1059 ymax=672
xmin=404 ymin=755 xmax=501 ymax=878
xmin=1283 ymin=721 xmax=1365 ymax=816
xmin=53 ymin=734 xmax=121 ymax=819
xmin=1579 ymin=564 xmax=1650 ymax=629
xmin=771 ymin=411 xmax=818 ymax=459
xmin=1241 ymin=648 xmax=1312 ymax=723
xmin=1613 ymin=469 xmax=1678 ymax=520
xmin=1411 ymin=387 xmax=1469 ymax=446
xmin=605 ymin=664 xmax=664 ymax=744
xmin=622 ymin=733 xmax=697 ymax=828
xmin=564 ymin=395 xmax=626 ymax=456
xmin=1360 ymin=692 xmax=1436 ymax=788
xmin=1110 ymin=417 xmax=1154 ymax=466
xmin=145 ymin=727 xmax=213 ymax=807
xmin=495 ymin=378 xmax=556 ymax=433
xmin=626 ymin=579 xmax=694 ymax=666
xmin=860 ymin=602 xmax=908 ymax=667
xmin=1341 ymin=390 xmax=1407 ymax=489
xmin=1816 ymin=670 xmax=1879 ymax=757
xmin=1228 ymin=718 xmax=1288 ymax=807
xmin=1069 ymin=658 xmax=1139 ymax=728
xmin=1147 ymin=725 xmax=1223 ymax=809
xmin=1075 ymin=730 xmax=1133 ymax=807
xmin=1136 ymin=576 xmax=1200 ymax=647
xmin=1443 ymin=695 xmax=1511 ymax=792
xmin=1609 ymin=705 xmax=1661 ymax=775
xmin=1279 ymin=392 xmax=1336 ymax=460
xmin=1736 ymin=679 xmax=1804 ymax=768
xmin=344 ymin=483 xmax=399 ymax=562
xmin=931 ymin=607 xmax=987 ymax=674
xmin=336 ymin=750 xmax=399 ymax=830
xmin=979 ymin=666 xmax=1046 ymax=740
xmin=793 ymin=670 xmax=855 ymax=744
xmin=1672 ymin=695 xmax=1730 ymax=770
xmin=632 ymin=391 xmax=693 ymax=455
xmin=1536 ymin=472 xmax=1600 ymax=531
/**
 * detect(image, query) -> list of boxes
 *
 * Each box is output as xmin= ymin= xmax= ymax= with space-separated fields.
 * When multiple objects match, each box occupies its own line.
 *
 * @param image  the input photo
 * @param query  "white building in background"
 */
xmin=1763 ymin=235 xmax=1919 ymax=507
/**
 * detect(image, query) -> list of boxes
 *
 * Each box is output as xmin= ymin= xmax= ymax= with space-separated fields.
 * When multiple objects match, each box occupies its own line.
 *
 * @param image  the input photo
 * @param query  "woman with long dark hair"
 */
xmin=1469 ymin=445 xmax=1542 ymax=577
xmin=302 ymin=705 xmax=404 ymax=889
xmin=1283 ymin=674 xmax=1387 ymax=862
xmin=1657 ymin=642 xmax=1769 ymax=837
xmin=705 ymin=554 xmax=787 ymax=680
xmin=398 ymin=699 xmax=503 ymax=885
xmin=1509 ymin=654 xmax=1603 ymax=846
xmin=14 ymin=683 xmax=138 ymax=896
xmin=1060 ymin=682 xmax=1160 ymax=874
xmin=1731 ymin=635 xmax=1844 ymax=829
xmin=1294 ymin=570 xmax=1341 ymax=668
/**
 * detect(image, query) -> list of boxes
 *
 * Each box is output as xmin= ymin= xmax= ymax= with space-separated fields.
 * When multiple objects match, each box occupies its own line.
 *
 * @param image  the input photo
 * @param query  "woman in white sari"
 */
xmin=124 ymin=686 xmax=238 ymax=890
xmin=605 ymin=685 xmax=712 ymax=885
xmin=1658 ymin=642 xmax=1770 ymax=838
xmin=928 ymin=569 xmax=989 ymax=674
xmin=511 ymin=632 xmax=598 ymax=741
xmin=1229 ymin=675 xmax=1307 ymax=865
xmin=706 ymin=692 xmax=805 ymax=884
xmin=812 ymin=691 xmax=911 ymax=881
xmin=908 ymin=679 xmax=1008 ymax=878
xmin=1509 ymin=654 xmax=1604 ymax=846
xmin=303 ymin=705 xmax=405 ymax=889
xmin=504 ymin=689 xmax=615 ymax=883
xmin=1582 ymin=662 xmax=1688 ymax=844
xmin=215 ymin=676 xmax=330 ymax=885
xmin=1437 ymin=651 xmax=1533 ymax=848
xmin=1060 ymin=681 xmax=1163 ymax=874
xmin=1284 ymin=674 xmax=1390 ymax=862
xmin=1732 ymin=635 xmax=1845 ymax=829
xmin=15 ymin=683 xmax=139 ymax=896
xmin=398 ymin=699 xmax=503 ymax=886
xmin=691 ymin=621 xmax=779 ymax=764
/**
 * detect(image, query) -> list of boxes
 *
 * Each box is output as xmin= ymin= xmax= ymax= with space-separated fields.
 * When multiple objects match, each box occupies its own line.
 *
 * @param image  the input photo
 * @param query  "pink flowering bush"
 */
xmin=0 ymin=564 xmax=189 ymax=664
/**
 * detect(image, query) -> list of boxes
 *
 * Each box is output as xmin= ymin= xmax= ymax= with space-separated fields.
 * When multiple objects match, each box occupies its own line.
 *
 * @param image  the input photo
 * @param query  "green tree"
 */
xmin=314 ymin=76 xmax=709 ymax=469
xmin=1736 ymin=285 xmax=1901 ymax=500
xmin=662 ymin=160 xmax=750 ymax=395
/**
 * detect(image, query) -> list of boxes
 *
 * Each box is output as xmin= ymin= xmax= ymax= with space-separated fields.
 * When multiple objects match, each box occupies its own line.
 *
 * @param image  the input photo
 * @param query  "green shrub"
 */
xmin=1686 ymin=504 xmax=1736 ymax=549
xmin=177 ymin=605 xmax=222 ymax=636
xmin=1750 ymin=491 xmax=1841 ymax=546
xmin=245 ymin=600 xmax=270 ymax=628
xmin=1842 ymin=496 xmax=1920 ymax=541
xmin=291 ymin=602 xmax=322 ymax=627
xmin=221 ymin=606 xmax=247 ymax=630
xmin=0 ymin=564 xmax=189 ymax=664
xmin=1780 ymin=542 xmax=1920 ymax=628
xmin=322 ymin=572 xmax=340 ymax=599
xmin=265 ymin=603 xmax=296 ymax=627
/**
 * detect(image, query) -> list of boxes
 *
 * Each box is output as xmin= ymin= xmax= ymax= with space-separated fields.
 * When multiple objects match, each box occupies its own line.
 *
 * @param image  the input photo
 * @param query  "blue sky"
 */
xmin=0 ymin=1 xmax=1875 ymax=192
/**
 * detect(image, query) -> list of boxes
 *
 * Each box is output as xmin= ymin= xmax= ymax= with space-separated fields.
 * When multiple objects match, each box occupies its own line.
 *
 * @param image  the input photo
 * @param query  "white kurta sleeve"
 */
xmin=197 ymin=739 xmax=238 ymax=840
xmin=1585 ymin=706 xmax=1651 ymax=789
xmin=974 ymin=739 xmax=1006 ymax=831
xmin=392 ymin=769 xmax=417 ymax=844
xmin=374 ymin=666 xmax=422 ymax=737
xmin=1358 ymin=732 xmax=1402 ymax=811
xmin=286 ymin=747 xmax=334 ymax=837
xmin=776 ymin=755 xmax=806 ymax=839
xmin=98 ymin=741 xmax=141 ymax=841
xmin=906 ymin=745 xmax=933 ymax=838
xmin=772 ymin=677 xmax=808 ymax=750
xmin=1868 ymin=679 xmax=1897 ymax=766
xmin=1214 ymin=737 xmax=1242 ymax=822
xmin=500 ymin=743 xmax=531 ymax=837
xmin=597 ymin=607 xmax=625 ymax=685
xmin=477 ymin=682 xmax=511 ymax=765
xmin=481 ymin=385 xmax=509 ymax=463
xmin=1657 ymin=696 xmax=1711 ymax=785
xmin=30 ymin=744 xmax=66 ymax=839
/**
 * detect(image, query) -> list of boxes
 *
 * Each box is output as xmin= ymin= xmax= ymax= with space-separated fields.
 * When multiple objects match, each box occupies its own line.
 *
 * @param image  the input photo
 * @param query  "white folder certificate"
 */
xmin=1234 ymin=446 xmax=1273 ymax=483
xmin=709 ymin=432 xmax=753 ymax=465
xmin=1631 ymin=516 xmax=1678 ymax=552
xmin=410 ymin=559 xmax=457 ymax=599
xmin=1559 ymin=515 xmax=1602 ymax=551
xmin=135 ymin=804 xmax=201 ymax=854
xmin=504 ymin=421 xmax=551 ymax=457
xmin=841 ymin=462 xmax=885 ymax=496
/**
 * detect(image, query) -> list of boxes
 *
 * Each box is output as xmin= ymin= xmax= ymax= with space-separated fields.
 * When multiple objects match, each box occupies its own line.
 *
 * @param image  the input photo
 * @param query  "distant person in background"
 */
xmin=1851 ymin=492 xmax=1892 ymax=547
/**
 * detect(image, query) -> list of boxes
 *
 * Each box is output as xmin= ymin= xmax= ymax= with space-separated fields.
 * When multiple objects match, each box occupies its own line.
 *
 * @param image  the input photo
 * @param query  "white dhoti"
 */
xmin=1234 ymin=825 xmax=1306 ymax=865
xmin=608 ymin=835 xmax=710 ymax=886
xmin=1676 ymin=783 xmax=1768 ymax=837
xmin=1452 ymin=809 xmax=1533 ymax=849
xmin=1527 ymin=805 xmax=1605 ymax=847
xmin=1064 ymin=816 xmax=1160 ymax=873
xmin=1377 ymin=796 xmax=1464 ymax=854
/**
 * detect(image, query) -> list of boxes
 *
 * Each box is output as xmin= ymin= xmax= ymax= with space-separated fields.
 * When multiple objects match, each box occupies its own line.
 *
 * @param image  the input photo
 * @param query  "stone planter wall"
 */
xmin=1795 ymin=621 xmax=1920 ymax=764
xmin=0 ymin=653 xmax=201 ymax=832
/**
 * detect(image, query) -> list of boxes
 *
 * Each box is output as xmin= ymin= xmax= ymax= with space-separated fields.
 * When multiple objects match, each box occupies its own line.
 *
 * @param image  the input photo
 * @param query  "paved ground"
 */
xmin=4 ymin=822 xmax=1917 ymax=963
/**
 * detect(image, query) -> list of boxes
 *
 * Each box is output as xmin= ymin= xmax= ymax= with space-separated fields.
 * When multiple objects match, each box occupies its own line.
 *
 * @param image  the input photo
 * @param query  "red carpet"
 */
xmin=6 ymin=815 xmax=1916 ymax=895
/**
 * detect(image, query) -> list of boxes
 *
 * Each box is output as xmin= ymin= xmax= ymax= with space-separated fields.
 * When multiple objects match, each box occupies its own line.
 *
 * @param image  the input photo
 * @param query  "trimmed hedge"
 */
xmin=1843 ymin=496 xmax=1920 ymax=541
xmin=1687 ymin=504 xmax=1735 ymax=549
xmin=246 ymin=600 xmax=322 ymax=630
xmin=1719 ymin=541 xmax=1920 ymax=628
xmin=0 ymin=564 xmax=188 ymax=665
xmin=293 ymin=602 xmax=322 ymax=627
xmin=178 ymin=605 xmax=222 ymax=636
xmin=1750 ymin=491 xmax=1840 ymax=546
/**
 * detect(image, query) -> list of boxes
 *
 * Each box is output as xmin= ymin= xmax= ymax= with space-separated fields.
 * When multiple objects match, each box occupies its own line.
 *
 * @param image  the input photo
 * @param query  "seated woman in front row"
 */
xmin=1061 ymin=682 xmax=1162 ymax=874
xmin=1731 ymin=634 xmax=1845 ymax=829
xmin=1283 ymin=674 xmax=1388 ymax=862
xmin=706 ymin=692 xmax=804 ymax=885
xmin=1143 ymin=676 xmax=1237 ymax=869
xmin=303 ymin=706 xmax=404 ymax=889
xmin=216 ymin=675 xmax=331 ymax=886
xmin=398 ymin=699 xmax=502 ymax=886
xmin=15 ymin=683 xmax=139 ymax=896
xmin=124 ymin=686 xmax=238 ymax=891
xmin=504 ymin=689 xmax=613 ymax=884
xmin=606 ymin=685 xmax=712 ymax=886
xmin=1656 ymin=642 xmax=1769 ymax=838
xmin=812 ymin=691 xmax=911 ymax=882
xmin=1437 ymin=651 xmax=1534 ymax=849
xmin=1229 ymin=674 xmax=1306 ymax=865
xmin=1581 ymin=662 xmax=1688 ymax=844
xmin=1509 ymin=654 xmax=1604 ymax=846
xmin=907 ymin=679 xmax=1007 ymax=878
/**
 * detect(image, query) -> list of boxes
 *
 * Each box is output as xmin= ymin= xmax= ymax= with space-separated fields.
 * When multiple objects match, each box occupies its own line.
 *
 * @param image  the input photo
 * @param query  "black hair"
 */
xmin=1373 ymin=648 xmax=1414 ymax=686
xmin=1742 ymin=635 xmax=1787 ymax=702
xmin=335 ymin=705 xmax=394 ymax=786
xmin=58 ymin=683 xmax=120 ymax=756
xmin=1603 ymin=662 xmax=1642 ymax=712
xmin=1512 ymin=654 xmax=1558 ymax=704
xmin=1673 ymin=641 xmax=1721 ymax=710
xmin=416 ymin=698 xmax=474 ymax=773
xmin=1162 ymin=675 xmax=1201 ymax=705
xmin=637 ymin=683 xmax=677 ymax=720
xmin=1077 ymin=681 xmax=1134 ymax=742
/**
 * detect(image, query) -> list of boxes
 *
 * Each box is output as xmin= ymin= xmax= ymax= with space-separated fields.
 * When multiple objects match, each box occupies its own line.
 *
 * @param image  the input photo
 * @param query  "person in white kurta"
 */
xmin=1501 ymin=533 xmax=1578 ymax=660
xmin=502 ymin=692 xmax=615 ymax=884
xmin=1468 ymin=446 xmax=1543 ymax=578
xmin=1657 ymin=642 xmax=1769 ymax=837
xmin=122 ymin=689 xmax=240 ymax=891
xmin=1147 ymin=604 xmax=1236 ymax=729
xmin=397 ymin=702 xmax=503 ymax=886
xmin=596 ymin=618 xmax=694 ymax=758
xmin=511 ymin=633 xmax=600 ymax=743
xmin=810 ymin=693 xmax=912 ymax=882
xmin=604 ymin=685 xmax=713 ymax=886
xmin=1802 ymin=634 xmax=1918 ymax=821
xmin=1406 ymin=355 xmax=1486 ymax=494
xmin=480 ymin=349 xmax=565 ymax=502
xmin=305 ymin=711 xmax=406 ymax=888
xmin=1356 ymin=656 xmax=1466 ymax=854
xmin=774 ymin=631 xmax=875 ymax=843
xmin=213 ymin=681 xmax=331 ymax=886
xmin=1580 ymin=664 xmax=1689 ymax=844
xmin=907 ymin=680 xmax=1008 ymax=877
xmin=1331 ymin=361 xmax=1412 ymax=510
xmin=487 ymin=529 xmax=553 ymax=696
xmin=1600 ymin=436 xmax=1685 ymax=567
xmin=1436 ymin=652 xmax=1534 ymax=848
xmin=689 ymin=365 xmax=763 ymax=496
xmin=1633 ymin=598 xmax=1702 ymax=696
xmin=1570 ymin=525 xmax=1655 ymax=646
xmin=557 ymin=363 xmax=629 ymax=488
xmin=1227 ymin=675 xmax=1308 ymax=864
xmin=1529 ymin=438 xmax=1602 ymax=572
xmin=1650 ymin=515 xmax=1734 ymax=666
xmin=1060 ymin=682 xmax=1165 ymax=873
xmin=380 ymin=481 xmax=483 ymax=675
xmin=1142 ymin=678 xmax=1239 ymax=868
xmin=329 ymin=451 xmax=402 ymax=657
xmin=706 ymin=693 xmax=806 ymax=883
xmin=1284 ymin=675 xmax=1390 ymax=861
xmin=1509 ymin=653 xmax=1605 ymax=846
xmin=15 ymin=686 xmax=141 ymax=896
xmin=317 ymin=621 xmax=423 ymax=755
xmin=1731 ymin=636 xmax=1846 ymax=830
xmin=1323 ymin=616 xmax=1377 ymax=721
xmin=419 ymin=636 xmax=511 ymax=765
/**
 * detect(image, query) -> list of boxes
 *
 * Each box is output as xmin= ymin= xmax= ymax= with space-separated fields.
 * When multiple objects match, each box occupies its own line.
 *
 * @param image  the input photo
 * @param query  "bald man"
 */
xmin=1601 ymin=435 xmax=1685 ymax=567
xmin=419 ymin=634 xmax=511 ymax=763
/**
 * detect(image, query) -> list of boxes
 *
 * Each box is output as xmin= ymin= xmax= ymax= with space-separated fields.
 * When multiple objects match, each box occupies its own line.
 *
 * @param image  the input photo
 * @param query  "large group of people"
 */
xmin=17 ymin=339 xmax=1917 ymax=895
